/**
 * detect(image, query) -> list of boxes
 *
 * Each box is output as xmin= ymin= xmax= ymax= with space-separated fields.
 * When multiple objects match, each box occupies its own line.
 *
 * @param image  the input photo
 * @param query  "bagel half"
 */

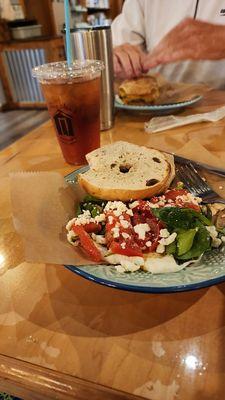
xmin=78 ymin=141 xmax=174 ymax=201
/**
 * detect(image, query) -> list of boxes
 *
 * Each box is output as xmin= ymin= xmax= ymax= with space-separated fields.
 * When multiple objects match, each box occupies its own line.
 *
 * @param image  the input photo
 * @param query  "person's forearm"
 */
xmin=210 ymin=24 xmax=225 ymax=59
xmin=142 ymin=18 xmax=225 ymax=71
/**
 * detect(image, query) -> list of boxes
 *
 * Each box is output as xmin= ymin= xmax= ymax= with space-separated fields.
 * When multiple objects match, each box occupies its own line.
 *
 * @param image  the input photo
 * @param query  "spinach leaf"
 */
xmin=81 ymin=202 xmax=103 ymax=218
xmin=176 ymin=226 xmax=211 ymax=260
xmin=75 ymin=203 xmax=82 ymax=216
xmin=78 ymin=195 xmax=107 ymax=218
xmin=153 ymin=207 xmax=211 ymax=231
xmin=177 ymin=228 xmax=198 ymax=256
xmin=83 ymin=194 xmax=106 ymax=205
xmin=166 ymin=241 xmax=176 ymax=255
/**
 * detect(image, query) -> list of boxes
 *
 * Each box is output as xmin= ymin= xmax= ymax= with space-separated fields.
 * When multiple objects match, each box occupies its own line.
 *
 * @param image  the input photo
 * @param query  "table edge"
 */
xmin=0 ymin=353 xmax=143 ymax=400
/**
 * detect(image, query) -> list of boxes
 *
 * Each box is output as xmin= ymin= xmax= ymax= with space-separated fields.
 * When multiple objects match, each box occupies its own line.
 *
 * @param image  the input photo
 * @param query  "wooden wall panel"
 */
xmin=109 ymin=0 xmax=124 ymax=20
xmin=24 ymin=0 xmax=57 ymax=36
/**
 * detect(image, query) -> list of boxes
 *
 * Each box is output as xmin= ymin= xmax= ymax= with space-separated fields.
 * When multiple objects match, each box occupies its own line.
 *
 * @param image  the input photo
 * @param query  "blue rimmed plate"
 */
xmin=64 ymin=167 xmax=225 ymax=293
xmin=115 ymin=95 xmax=203 ymax=115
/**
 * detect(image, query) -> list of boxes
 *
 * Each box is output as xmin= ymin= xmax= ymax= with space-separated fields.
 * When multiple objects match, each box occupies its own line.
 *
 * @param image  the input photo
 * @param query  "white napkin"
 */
xmin=145 ymin=105 xmax=225 ymax=133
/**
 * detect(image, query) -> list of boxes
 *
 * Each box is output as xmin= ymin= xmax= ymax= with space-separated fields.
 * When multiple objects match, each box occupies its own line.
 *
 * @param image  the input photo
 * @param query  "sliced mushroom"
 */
xmin=215 ymin=209 xmax=225 ymax=230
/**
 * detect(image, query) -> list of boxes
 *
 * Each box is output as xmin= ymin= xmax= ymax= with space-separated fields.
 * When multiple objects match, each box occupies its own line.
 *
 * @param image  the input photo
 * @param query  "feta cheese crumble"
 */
xmin=120 ymin=219 xmax=130 ymax=229
xmin=159 ymin=232 xmax=177 ymax=246
xmin=104 ymin=201 xmax=128 ymax=216
xmin=67 ymin=230 xmax=78 ymax=246
xmin=206 ymin=225 xmax=218 ymax=240
xmin=129 ymin=201 xmax=139 ymax=209
xmin=105 ymin=254 xmax=144 ymax=273
xmin=159 ymin=228 xmax=170 ymax=238
xmin=176 ymin=193 xmax=201 ymax=205
xmin=112 ymin=226 xmax=120 ymax=238
xmin=91 ymin=234 xmax=106 ymax=245
xmin=156 ymin=243 xmax=165 ymax=254
xmin=122 ymin=232 xmax=130 ymax=239
xmin=134 ymin=223 xmax=150 ymax=240
xmin=206 ymin=225 xmax=223 ymax=248
xmin=212 ymin=238 xmax=222 ymax=248
xmin=95 ymin=213 xmax=106 ymax=223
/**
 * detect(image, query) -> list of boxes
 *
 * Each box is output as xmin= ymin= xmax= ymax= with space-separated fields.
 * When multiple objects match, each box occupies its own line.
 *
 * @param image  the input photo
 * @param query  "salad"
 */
xmin=66 ymin=185 xmax=225 ymax=274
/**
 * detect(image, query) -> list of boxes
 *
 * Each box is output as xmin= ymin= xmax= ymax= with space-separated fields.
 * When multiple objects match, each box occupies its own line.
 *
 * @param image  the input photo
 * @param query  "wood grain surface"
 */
xmin=0 ymin=90 xmax=225 ymax=399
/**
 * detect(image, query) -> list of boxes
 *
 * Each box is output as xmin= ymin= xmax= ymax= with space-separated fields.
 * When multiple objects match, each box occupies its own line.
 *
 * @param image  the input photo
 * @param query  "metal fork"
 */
xmin=176 ymin=163 xmax=225 ymax=204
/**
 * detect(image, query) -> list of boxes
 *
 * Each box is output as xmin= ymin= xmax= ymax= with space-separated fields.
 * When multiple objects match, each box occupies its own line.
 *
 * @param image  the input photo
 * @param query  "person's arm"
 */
xmin=142 ymin=18 xmax=225 ymax=71
xmin=112 ymin=0 xmax=146 ymax=79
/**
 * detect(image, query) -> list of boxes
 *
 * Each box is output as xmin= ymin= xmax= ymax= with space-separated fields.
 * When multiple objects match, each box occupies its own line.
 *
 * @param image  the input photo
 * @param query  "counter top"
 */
xmin=0 ymin=90 xmax=225 ymax=399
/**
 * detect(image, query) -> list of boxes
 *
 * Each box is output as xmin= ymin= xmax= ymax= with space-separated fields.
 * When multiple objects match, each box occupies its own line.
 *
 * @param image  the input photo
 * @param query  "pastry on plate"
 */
xmin=118 ymin=76 xmax=160 ymax=105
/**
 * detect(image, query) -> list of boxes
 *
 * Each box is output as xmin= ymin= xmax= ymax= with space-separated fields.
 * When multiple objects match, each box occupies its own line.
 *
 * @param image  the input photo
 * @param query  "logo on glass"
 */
xmin=54 ymin=110 xmax=76 ymax=143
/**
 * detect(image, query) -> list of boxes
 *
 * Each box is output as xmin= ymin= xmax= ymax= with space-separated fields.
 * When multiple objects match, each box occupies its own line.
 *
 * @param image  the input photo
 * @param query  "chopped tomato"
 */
xmin=164 ymin=189 xmax=188 ymax=201
xmin=132 ymin=211 xmax=163 ymax=253
xmin=150 ymin=196 xmax=159 ymax=204
xmin=72 ymin=225 xmax=102 ymax=262
xmin=110 ymin=240 xmax=143 ymax=257
xmin=131 ymin=199 xmax=164 ymax=253
xmin=105 ymin=212 xmax=118 ymax=246
xmin=131 ymin=200 xmax=151 ymax=212
xmin=105 ymin=205 xmax=165 ymax=257
xmin=81 ymin=222 xmax=101 ymax=233
xmin=132 ymin=208 xmax=156 ymax=225
xmin=105 ymin=211 xmax=132 ymax=246
xmin=105 ymin=211 xmax=142 ymax=256
xmin=183 ymin=202 xmax=201 ymax=212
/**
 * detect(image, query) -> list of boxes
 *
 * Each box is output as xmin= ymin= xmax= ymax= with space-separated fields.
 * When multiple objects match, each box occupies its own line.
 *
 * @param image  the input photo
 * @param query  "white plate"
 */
xmin=115 ymin=95 xmax=203 ymax=115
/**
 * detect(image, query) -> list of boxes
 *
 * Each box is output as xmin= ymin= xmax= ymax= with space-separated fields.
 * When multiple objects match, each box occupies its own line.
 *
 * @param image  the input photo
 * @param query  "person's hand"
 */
xmin=142 ymin=18 xmax=225 ymax=71
xmin=114 ymin=43 xmax=145 ymax=79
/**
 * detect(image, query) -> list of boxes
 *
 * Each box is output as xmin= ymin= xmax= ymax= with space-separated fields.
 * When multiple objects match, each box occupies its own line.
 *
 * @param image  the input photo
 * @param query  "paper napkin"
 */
xmin=145 ymin=106 xmax=225 ymax=133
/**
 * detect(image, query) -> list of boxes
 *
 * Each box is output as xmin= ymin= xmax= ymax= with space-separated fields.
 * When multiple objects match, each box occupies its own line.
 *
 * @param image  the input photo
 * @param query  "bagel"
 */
xmin=78 ymin=141 xmax=175 ymax=201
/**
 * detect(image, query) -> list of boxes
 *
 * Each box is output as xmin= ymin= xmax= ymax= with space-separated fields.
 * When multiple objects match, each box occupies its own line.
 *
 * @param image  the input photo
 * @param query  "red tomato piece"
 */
xmin=150 ymin=196 xmax=159 ymax=204
xmin=132 ymin=207 xmax=156 ymax=226
xmin=132 ymin=212 xmax=163 ymax=253
xmin=183 ymin=202 xmax=201 ymax=212
xmin=82 ymin=222 xmax=101 ymax=233
xmin=105 ymin=211 xmax=143 ymax=256
xmin=165 ymin=189 xmax=188 ymax=201
xmin=110 ymin=240 xmax=143 ymax=257
xmin=130 ymin=200 xmax=151 ymax=212
xmin=105 ymin=212 xmax=119 ymax=246
xmin=72 ymin=225 xmax=102 ymax=262
xmin=105 ymin=211 xmax=132 ymax=246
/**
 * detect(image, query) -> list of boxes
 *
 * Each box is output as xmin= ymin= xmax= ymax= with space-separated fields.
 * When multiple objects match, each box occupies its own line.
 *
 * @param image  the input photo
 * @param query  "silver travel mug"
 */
xmin=64 ymin=26 xmax=114 ymax=130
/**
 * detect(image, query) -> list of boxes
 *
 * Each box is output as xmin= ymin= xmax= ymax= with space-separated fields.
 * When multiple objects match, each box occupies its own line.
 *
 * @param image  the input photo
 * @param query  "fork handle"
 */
xmin=206 ymin=169 xmax=225 ymax=178
xmin=201 ymin=198 xmax=225 ymax=205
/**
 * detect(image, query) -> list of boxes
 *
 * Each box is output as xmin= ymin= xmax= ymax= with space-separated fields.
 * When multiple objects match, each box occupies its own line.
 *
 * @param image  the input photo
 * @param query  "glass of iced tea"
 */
xmin=32 ymin=60 xmax=104 ymax=165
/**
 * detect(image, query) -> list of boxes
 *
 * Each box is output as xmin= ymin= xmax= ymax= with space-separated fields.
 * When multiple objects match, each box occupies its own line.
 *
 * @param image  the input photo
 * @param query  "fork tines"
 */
xmin=176 ymin=162 xmax=225 ymax=204
xmin=176 ymin=163 xmax=212 ymax=196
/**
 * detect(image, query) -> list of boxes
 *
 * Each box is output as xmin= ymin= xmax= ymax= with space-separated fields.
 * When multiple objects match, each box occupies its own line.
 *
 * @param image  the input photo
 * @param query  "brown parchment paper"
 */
xmin=10 ymin=171 xmax=96 ymax=265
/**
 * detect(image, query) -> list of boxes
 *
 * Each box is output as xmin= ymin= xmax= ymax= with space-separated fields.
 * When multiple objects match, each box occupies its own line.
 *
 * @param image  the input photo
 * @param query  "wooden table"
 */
xmin=0 ymin=91 xmax=225 ymax=400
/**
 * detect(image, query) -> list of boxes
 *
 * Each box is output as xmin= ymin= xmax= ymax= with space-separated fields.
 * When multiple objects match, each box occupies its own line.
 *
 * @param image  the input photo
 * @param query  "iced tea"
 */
xmin=33 ymin=61 xmax=104 ymax=164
